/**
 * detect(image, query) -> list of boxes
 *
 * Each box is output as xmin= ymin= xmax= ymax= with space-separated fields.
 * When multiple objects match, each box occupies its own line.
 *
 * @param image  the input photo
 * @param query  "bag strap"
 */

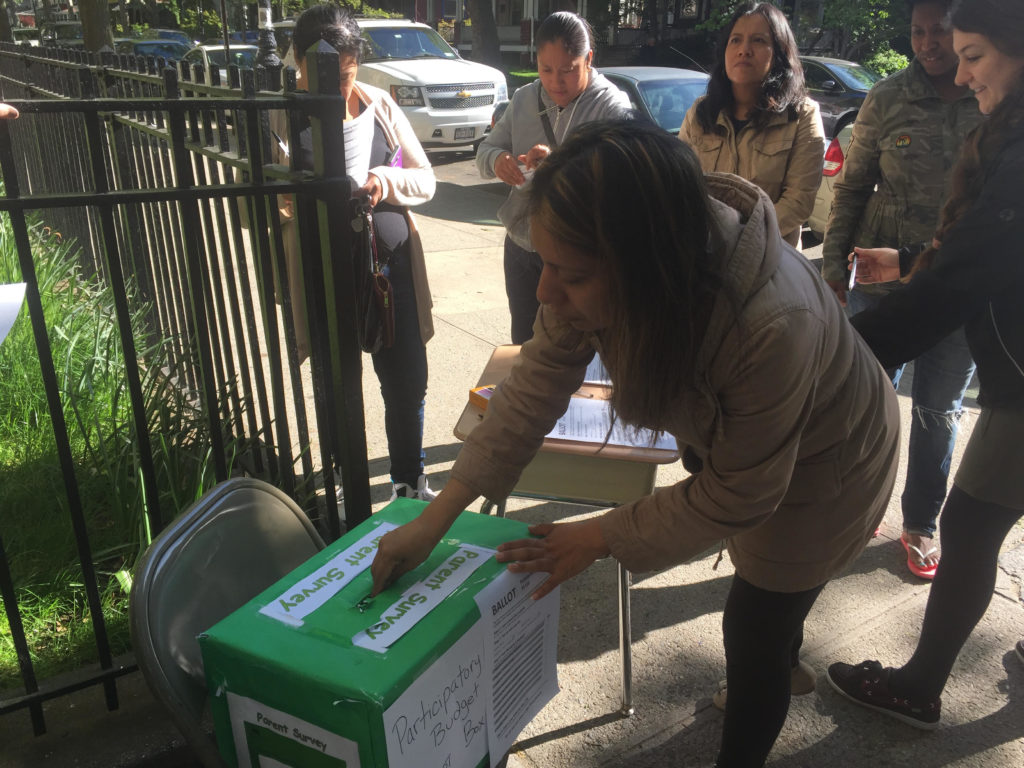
xmin=538 ymin=86 xmax=558 ymax=147
xmin=364 ymin=205 xmax=386 ymax=272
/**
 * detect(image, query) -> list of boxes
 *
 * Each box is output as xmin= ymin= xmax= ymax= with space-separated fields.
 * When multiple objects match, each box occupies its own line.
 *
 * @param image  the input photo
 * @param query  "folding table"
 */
xmin=454 ymin=344 xmax=679 ymax=716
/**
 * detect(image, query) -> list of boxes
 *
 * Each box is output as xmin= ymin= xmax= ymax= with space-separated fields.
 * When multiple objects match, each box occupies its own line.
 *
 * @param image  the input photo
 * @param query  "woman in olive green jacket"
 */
xmin=680 ymin=2 xmax=824 ymax=247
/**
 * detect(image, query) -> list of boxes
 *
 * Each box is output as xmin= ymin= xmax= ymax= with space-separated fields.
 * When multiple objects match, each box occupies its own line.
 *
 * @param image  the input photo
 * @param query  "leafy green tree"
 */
xmin=820 ymin=0 xmax=908 ymax=60
xmin=864 ymin=44 xmax=909 ymax=76
xmin=696 ymin=1 xmax=909 ymax=63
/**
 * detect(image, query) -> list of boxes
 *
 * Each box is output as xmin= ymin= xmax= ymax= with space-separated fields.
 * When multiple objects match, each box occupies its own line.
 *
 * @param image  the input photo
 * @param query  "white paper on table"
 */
xmin=473 ymin=570 xmax=560 ymax=767
xmin=352 ymin=544 xmax=495 ymax=653
xmin=583 ymin=354 xmax=611 ymax=386
xmin=383 ymin=621 xmax=487 ymax=768
xmin=545 ymin=396 xmax=676 ymax=451
xmin=0 ymin=283 xmax=26 ymax=347
xmin=258 ymin=520 xmax=399 ymax=627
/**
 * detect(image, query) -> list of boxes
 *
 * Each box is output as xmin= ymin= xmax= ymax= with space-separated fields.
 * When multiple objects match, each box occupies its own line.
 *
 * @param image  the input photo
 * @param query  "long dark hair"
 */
xmin=527 ymin=120 xmax=729 ymax=429
xmin=535 ymin=11 xmax=593 ymax=57
xmin=291 ymin=3 xmax=364 ymax=64
xmin=696 ymin=1 xmax=806 ymax=132
xmin=913 ymin=0 xmax=1024 ymax=273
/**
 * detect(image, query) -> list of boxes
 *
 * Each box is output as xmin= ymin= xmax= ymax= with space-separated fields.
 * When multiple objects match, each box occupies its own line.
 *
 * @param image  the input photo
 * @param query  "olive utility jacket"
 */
xmin=820 ymin=58 xmax=982 ymax=290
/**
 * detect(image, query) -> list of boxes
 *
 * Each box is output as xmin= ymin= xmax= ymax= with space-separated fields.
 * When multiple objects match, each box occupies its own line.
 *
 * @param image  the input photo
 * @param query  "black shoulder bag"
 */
xmin=352 ymin=198 xmax=395 ymax=354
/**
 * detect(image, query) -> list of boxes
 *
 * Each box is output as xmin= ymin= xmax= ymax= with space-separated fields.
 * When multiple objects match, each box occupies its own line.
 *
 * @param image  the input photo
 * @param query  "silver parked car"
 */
xmin=600 ymin=66 xmax=710 ymax=133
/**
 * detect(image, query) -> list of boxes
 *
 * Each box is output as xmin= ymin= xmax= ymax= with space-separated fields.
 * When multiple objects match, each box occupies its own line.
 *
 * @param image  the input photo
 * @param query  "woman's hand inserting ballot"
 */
xmin=496 ymin=518 xmax=611 ymax=600
xmin=370 ymin=477 xmax=479 ymax=596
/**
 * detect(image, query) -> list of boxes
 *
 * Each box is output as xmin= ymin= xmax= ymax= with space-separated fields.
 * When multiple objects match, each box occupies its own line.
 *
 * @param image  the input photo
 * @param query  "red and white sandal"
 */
xmin=901 ymin=532 xmax=938 ymax=580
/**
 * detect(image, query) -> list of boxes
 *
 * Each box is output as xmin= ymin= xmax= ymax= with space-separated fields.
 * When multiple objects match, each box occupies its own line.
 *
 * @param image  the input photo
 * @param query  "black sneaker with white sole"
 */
xmin=827 ymin=660 xmax=941 ymax=730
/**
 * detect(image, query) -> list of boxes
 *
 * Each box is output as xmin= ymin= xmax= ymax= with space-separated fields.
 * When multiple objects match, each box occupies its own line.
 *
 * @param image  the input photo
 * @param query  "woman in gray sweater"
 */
xmin=476 ymin=11 xmax=631 ymax=343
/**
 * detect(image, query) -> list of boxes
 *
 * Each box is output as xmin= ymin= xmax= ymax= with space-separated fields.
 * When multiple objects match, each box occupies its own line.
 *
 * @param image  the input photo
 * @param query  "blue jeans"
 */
xmin=846 ymin=289 xmax=976 ymax=536
xmin=503 ymin=236 xmax=543 ymax=344
xmin=370 ymin=211 xmax=427 ymax=486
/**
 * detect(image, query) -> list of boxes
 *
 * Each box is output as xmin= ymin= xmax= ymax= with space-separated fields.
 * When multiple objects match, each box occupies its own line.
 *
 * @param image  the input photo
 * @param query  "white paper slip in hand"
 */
xmin=0 ymin=283 xmax=27 ymax=347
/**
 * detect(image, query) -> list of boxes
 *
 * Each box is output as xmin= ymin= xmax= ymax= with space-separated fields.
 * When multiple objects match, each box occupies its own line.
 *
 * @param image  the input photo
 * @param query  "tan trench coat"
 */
xmin=452 ymin=174 xmax=899 ymax=593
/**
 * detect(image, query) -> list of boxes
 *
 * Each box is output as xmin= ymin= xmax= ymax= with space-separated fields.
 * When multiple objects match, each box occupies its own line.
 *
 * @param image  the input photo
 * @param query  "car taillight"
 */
xmin=822 ymin=137 xmax=844 ymax=177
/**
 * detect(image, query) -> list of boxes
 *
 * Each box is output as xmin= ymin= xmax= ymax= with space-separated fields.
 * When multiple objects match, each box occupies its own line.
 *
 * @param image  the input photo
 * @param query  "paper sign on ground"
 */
xmin=545 ymin=396 xmax=676 ymax=451
xmin=0 ymin=283 xmax=26 ymax=348
xmin=259 ymin=521 xmax=399 ymax=626
xmin=473 ymin=570 xmax=560 ymax=767
xmin=227 ymin=691 xmax=361 ymax=767
xmin=352 ymin=544 xmax=494 ymax=653
xmin=382 ymin=621 xmax=487 ymax=768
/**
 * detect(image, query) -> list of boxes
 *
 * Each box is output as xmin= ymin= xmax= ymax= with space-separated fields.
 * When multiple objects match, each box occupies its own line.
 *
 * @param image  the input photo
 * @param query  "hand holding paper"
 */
xmin=496 ymin=518 xmax=611 ymax=600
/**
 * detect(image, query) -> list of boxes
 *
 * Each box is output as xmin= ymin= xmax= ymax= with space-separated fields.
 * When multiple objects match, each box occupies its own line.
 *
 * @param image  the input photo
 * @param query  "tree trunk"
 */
xmin=79 ymin=0 xmax=114 ymax=51
xmin=0 ymin=1 xmax=13 ymax=43
xmin=644 ymin=0 xmax=659 ymax=37
xmin=466 ymin=0 xmax=502 ymax=69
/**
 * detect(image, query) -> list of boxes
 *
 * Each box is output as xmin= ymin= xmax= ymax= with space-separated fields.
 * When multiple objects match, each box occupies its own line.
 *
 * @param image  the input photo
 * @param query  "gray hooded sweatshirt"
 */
xmin=476 ymin=71 xmax=632 ymax=250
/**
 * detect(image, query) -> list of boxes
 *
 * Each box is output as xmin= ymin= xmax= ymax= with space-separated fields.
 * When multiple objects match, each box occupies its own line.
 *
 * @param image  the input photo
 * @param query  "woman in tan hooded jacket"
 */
xmin=371 ymin=120 xmax=898 ymax=767
xmin=680 ymin=1 xmax=824 ymax=248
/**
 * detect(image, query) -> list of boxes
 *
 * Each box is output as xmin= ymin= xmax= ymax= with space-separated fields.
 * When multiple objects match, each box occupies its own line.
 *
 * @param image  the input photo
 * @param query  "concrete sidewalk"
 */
xmin=3 ymin=164 xmax=1022 ymax=768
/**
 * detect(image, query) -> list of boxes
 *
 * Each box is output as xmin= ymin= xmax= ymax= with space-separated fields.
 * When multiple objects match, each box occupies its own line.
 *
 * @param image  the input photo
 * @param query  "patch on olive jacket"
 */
xmin=895 ymin=134 xmax=911 ymax=148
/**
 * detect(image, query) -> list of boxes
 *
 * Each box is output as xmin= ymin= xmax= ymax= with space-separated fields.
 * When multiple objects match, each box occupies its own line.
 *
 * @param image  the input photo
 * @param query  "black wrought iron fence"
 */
xmin=0 ymin=43 xmax=374 ymax=736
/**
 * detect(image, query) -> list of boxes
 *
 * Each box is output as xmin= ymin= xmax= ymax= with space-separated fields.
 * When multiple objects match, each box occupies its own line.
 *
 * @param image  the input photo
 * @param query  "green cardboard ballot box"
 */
xmin=199 ymin=498 xmax=532 ymax=768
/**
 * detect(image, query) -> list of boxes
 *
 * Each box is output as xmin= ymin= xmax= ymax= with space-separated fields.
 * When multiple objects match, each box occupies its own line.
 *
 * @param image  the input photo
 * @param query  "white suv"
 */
xmin=356 ymin=19 xmax=507 ymax=148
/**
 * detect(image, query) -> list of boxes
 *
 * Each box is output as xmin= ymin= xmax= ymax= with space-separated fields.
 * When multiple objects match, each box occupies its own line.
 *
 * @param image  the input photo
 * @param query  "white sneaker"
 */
xmin=390 ymin=475 xmax=437 ymax=502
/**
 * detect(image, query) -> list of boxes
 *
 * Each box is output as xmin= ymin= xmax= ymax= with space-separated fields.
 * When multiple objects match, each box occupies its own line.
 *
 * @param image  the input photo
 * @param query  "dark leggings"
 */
xmin=890 ymin=484 xmax=1023 ymax=701
xmin=716 ymin=575 xmax=826 ymax=768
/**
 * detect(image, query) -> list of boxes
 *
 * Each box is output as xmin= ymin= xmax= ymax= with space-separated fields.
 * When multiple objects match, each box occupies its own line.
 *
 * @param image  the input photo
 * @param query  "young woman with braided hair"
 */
xmin=828 ymin=0 xmax=1024 ymax=730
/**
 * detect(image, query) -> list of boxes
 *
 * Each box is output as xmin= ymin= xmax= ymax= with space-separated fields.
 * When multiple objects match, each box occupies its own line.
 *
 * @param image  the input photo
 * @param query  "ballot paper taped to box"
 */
xmin=199 ymin=500 xmax=561 ymax=768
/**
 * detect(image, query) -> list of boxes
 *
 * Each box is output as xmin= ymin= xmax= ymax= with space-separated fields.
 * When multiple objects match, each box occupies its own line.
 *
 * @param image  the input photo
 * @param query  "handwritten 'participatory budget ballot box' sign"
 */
xmin=199 ymin=498 xmax=559 ymax=768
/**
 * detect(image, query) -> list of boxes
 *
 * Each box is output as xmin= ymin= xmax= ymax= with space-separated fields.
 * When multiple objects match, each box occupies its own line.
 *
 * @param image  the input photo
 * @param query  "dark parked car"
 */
xmin=801 ymin=55 xmax=881 ymax=138
xmin=601 ymin=66 xmax=710 ymax=133
xmin=40 ymin=21 xmax=84 ymax=49
xmin=146 ymin=28 xmax=192 ymax=46
xmin=114 ymin=39 xmax=191 ymax=61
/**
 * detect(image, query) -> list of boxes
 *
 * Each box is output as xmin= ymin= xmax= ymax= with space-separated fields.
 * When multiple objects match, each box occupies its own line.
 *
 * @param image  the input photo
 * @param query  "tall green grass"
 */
xmin=0 ymin=216 xmax=235 ymax=690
